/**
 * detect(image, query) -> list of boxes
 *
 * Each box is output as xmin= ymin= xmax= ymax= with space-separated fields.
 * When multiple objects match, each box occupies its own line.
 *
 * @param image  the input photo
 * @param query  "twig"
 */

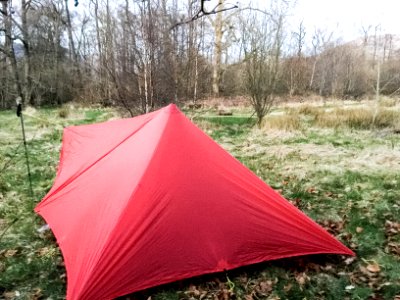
xmin=0 ymin=218 xmax=19 ymax=243
xmin=389 ymin=86 xmax=400 ymax=97
xmin=171 ymin=0 xmax=238 ymax=29
xmin=0 ymin=141 xmax=23 ymax=174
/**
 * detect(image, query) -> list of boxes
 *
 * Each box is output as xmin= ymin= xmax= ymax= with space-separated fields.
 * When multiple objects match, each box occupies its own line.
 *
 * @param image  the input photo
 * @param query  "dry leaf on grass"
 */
xmin=4 ymin=249 xmax=18 ymax=257
xmin=258 ymin=280 xmax=273 ymax=294
xmin=356 ymin=227 xmax=364 ymax=233
xmin=366 ymin=262 xmax=381 ymax=273
xmin=295 ymin=272 xmax=310 ymax=286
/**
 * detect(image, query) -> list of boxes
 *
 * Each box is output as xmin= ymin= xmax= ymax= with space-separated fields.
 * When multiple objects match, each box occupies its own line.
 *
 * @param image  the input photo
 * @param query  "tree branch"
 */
xmin=0 ymin=46 xmax=9 ymax=55
xmin=171 ymin=0 xmax=238 ymax=29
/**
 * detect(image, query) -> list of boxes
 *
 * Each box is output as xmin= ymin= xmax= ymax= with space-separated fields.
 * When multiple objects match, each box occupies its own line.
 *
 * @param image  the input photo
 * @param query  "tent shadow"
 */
xmin=117 ymin=253 xmax=351 ymax=299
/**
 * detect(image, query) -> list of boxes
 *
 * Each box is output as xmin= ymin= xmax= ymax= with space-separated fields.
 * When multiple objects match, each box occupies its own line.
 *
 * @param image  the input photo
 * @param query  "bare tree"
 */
xmin=283 ymin=21 xmax=308 ymax=96
xmin=19 ymin=0 xmax=34 ymax=105
xmin=211 ymin=0 xmax=223 ymax=96
xmin=3 ymin=0 xmax=398 ymax=112
xmin=64 ymin=0 xmax=81 ymax=84
xmin=1 ymin=0 xmax=23 ymax=102
xmin=241 ymin=3 xmax=285 ymax=126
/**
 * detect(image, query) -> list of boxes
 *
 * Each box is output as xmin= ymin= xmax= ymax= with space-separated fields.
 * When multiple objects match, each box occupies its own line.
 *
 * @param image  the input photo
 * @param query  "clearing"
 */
xmin=0 ymin=100 xmax=399 ymax=299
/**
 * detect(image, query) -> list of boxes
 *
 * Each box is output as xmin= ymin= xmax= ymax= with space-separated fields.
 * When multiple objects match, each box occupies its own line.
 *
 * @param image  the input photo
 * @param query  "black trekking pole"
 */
xmin=16 ymin=97 xmax=34 ymax=198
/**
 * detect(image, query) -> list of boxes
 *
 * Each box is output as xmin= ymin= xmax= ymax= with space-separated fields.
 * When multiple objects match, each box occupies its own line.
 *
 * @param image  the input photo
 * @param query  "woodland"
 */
xmin=1 ymin=0 xmax=399 ymax=121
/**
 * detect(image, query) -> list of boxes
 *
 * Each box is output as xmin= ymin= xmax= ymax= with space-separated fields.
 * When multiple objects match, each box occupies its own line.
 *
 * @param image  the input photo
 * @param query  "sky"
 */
xmin=70 ymin=0 xmax=400 ymax=47
xmin=202 ymin=0 xmax=400 ymax=47
xmin=288 ymin=0 xmax=400 ymax=42
xmin=71 ymin=0 xmax=400 ymax=39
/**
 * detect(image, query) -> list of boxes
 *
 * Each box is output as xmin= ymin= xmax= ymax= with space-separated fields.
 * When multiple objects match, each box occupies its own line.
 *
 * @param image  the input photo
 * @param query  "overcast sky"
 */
xmin=288 ymin=0 xmax=400 ymax=41
xmin=72 ymin=0 xmax=400 ymax=44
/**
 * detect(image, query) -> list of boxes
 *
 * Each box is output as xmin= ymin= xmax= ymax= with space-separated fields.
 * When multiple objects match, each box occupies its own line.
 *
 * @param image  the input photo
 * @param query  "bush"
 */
xmin=58 ymin=106 xmax=70 ymax=119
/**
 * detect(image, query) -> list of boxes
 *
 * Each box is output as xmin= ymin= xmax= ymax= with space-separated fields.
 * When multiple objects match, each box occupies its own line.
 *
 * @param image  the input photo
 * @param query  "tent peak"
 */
xmin=163 ymin=103 xmax=179 ymax=113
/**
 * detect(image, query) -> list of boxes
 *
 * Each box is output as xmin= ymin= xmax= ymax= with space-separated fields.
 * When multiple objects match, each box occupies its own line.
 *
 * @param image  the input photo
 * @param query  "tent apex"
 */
xmin=164 ymin=103 xmax=179 ymax=113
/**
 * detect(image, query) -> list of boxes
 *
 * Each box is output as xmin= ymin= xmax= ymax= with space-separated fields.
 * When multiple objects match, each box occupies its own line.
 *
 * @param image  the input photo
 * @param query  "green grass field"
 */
xmin=0 ymin=101 xmax=399 ymax=299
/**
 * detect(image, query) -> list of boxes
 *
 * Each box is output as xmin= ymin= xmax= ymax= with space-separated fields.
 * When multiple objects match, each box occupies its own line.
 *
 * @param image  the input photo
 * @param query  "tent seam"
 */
xmin=36 ymin=114 xmax=158 ymax=210
xmin=77 ymin=107 xmax=173 ymax=299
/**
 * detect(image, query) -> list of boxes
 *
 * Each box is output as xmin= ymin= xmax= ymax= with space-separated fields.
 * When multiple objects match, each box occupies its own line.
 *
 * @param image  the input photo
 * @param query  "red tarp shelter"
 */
xmin=35 ymin=104 xmax=354 ymax=300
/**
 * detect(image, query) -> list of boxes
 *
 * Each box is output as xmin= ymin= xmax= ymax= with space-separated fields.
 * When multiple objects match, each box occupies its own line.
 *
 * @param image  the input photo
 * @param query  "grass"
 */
xmin=1 ymin=100 xmax=400 ymax=299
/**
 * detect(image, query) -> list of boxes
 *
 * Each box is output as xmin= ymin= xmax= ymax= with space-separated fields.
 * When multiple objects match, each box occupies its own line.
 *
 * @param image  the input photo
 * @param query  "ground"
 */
xmin=0 ymin=99 xmax=399 ymax=299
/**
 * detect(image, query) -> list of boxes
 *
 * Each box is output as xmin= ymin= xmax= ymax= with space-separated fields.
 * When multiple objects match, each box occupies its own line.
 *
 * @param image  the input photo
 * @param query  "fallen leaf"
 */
xmin=350 ymin=242 xmax=358 ymax=250
xmin=388 ymin=242 xmax=400 ymax=255
xmin=186 ymin=285 xmax=201 ymax=297
xmin=283 ymin=283 xmax=292 ymax=292
xmin=2 ymin=292 xmax=16 ymax=300
xmin=259 ymin=280 xmax=273 ymax=293
xmin=295 ymin=272 xmax=309 ymax=286
xmin=325 ymin=191 xmax=334 ymax=197
xmin=4 ymin=249 xmax=18 ymax=257
xmin=289 ymin=198 xmax=301 ymax=207
xmin=37 ymin=247 xmax=50 ymax=257
xmin=359 ymin=266 xmax=369 ymax=276
xmin=307 ymin=187 xmax=318 ymax=194
xmin=218 ymin=288 xmax=231 ymax=300
xmin=31 ymin=288 xmax=43 ymax=300
xmin=366 ymin=262 xmax=381 ymax=273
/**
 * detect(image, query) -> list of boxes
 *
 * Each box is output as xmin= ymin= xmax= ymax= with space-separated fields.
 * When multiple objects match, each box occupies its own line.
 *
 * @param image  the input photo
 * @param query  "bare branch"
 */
xmin=171 ymin=0 xmax=238 ymax=29
xmin=0 ymin=46 xmax=9 ymax=55
xmin=238 ymin=7 xmax=273 ymax=18
xmin=389 ymin=85 xmax=400 ymax=97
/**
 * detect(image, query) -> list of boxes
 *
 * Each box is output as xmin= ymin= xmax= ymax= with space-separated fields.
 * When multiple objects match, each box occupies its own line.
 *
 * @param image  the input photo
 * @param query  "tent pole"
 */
xmin=17 ymin=98 xmax=34 ymax=198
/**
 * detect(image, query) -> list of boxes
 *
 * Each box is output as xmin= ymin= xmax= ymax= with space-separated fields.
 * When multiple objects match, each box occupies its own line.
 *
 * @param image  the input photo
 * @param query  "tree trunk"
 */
xmin=2 ymin=0 xmax=23 ymax=103
xmin=212 ymin=0 xmax=223 ymax=96
xmin=21 ymin=0 xmax=33 ymax=105
xmin=93 ymin=0 xmax=104 ymax=97
xmin=146 ymin=0 xmax=154 ymax=110
xmin=373 ymin=59 xmax=381 ymax=126
xmin=309 ymin=58 xmax=317 ymax=89
xmin=64 ymin=0 xmax=82 ymax=84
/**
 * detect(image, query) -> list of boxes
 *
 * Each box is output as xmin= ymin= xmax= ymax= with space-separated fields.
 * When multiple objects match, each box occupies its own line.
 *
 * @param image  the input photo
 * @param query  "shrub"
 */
xmin=58 ymin=106 xmax=70 ymax=119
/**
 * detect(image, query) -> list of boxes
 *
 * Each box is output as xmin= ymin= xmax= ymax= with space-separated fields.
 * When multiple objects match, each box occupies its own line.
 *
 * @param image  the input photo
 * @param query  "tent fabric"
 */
xmin=35 ymin=104 xmax=354 ymax=300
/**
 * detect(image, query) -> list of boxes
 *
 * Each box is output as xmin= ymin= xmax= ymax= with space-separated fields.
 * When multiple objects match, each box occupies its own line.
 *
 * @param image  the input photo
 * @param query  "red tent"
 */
xmin=35 ymin=104 xmax=354 ymax=300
